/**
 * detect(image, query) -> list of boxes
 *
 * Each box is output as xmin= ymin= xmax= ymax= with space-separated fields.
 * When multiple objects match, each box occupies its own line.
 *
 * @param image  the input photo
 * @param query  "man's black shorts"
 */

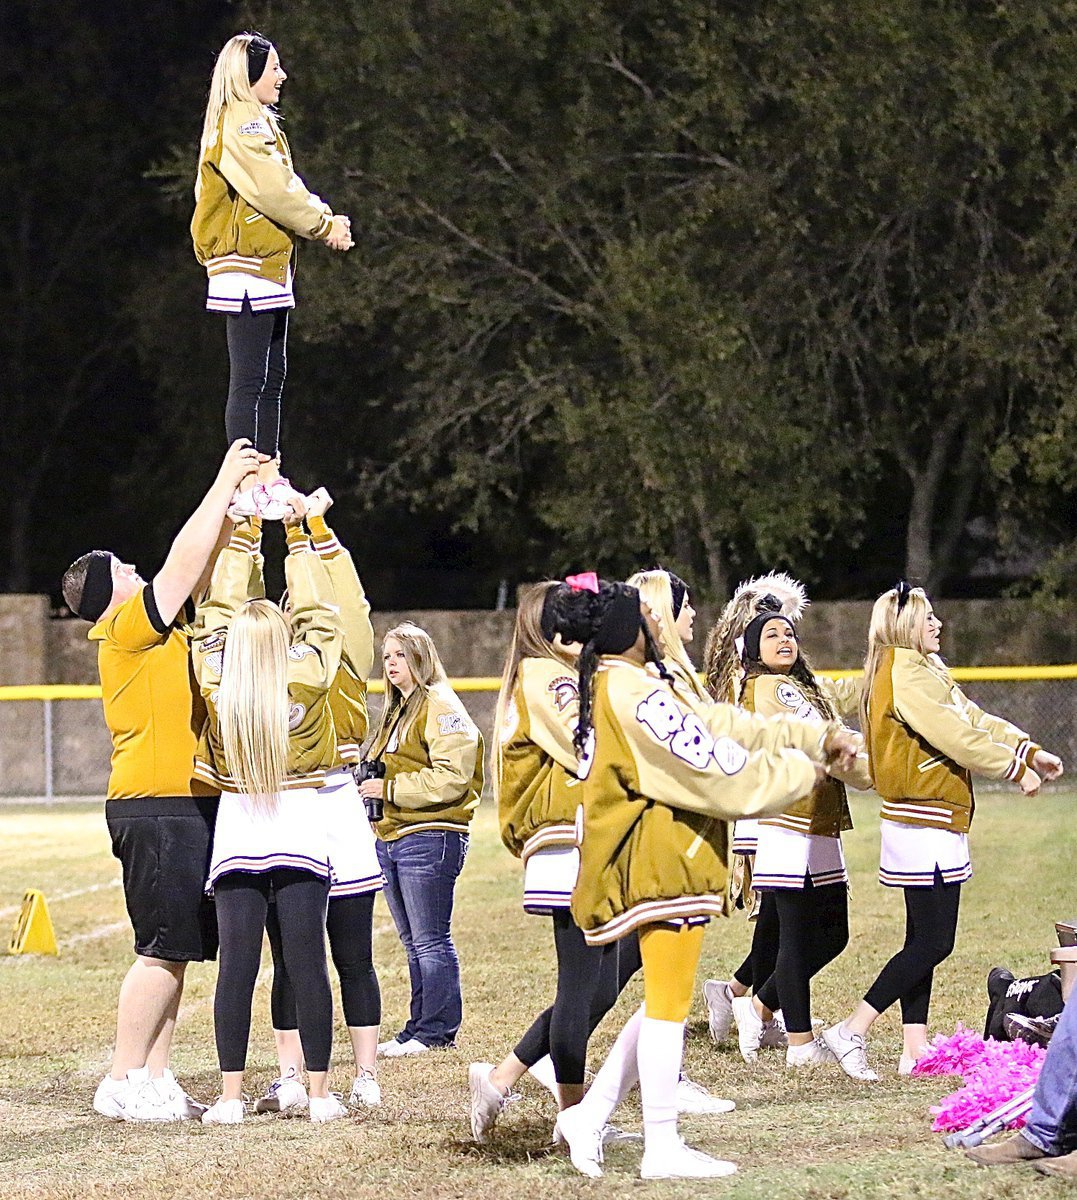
xmin=105 ymin=796 xmax=220 ymax=962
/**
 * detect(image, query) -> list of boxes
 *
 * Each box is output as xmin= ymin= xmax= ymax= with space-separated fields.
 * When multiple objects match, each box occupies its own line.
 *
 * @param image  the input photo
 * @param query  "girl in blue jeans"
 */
xmin=359 ymin=623 xmax=484 ymax=1054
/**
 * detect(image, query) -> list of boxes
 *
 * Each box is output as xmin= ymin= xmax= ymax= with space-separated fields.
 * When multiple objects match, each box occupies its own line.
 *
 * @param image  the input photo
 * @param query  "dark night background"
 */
xmin=4 ymin=1 xmax=1075 ymax=610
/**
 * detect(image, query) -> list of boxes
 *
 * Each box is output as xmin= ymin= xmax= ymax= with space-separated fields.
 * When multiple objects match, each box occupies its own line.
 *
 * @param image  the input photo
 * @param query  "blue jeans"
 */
xmin=1024 ymin=991 xmax=1077 ymax=1155
xmin=376 ymin=830 xmax=468 ymax=1047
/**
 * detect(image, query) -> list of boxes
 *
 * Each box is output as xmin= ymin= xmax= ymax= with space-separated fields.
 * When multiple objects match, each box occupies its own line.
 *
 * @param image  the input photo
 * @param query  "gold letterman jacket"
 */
xmin=497 ymin=656 xmax=580 ymax=861
xmin=287 ymin=519 xmax=374 ymax=763
xmin=571 ymin=657 xmax=829 ymax=945
xmin=192 ymin=520 xmax=341 ymax=791
xmin=867 ymin=647 xmax=1039 ymax=833
xmin=747 ymin=673 xmax=871 ymax=837
xmin=192 ymin=101 xmax=333 ymax=286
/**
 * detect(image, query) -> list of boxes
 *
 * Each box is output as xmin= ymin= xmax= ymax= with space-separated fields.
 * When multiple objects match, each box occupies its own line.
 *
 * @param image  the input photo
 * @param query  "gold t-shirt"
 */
xmin=88 ymin=586 xmax=212 ymax=799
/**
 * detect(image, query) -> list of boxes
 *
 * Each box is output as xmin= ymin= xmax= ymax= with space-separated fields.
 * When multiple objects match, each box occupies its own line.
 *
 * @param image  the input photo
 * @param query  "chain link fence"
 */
xmin=0 ymin=675 xmax=1072 ymax=799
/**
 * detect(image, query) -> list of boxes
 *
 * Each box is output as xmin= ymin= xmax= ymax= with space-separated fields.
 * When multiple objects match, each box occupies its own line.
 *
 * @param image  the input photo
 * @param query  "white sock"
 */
xmin=576 ymin=1004 xmax=644 ymax=1126
xmin=527 ymin=1055 xmax=558 ymax=1097
xmin=638 ymin=1016 xmax=686 ymax=1154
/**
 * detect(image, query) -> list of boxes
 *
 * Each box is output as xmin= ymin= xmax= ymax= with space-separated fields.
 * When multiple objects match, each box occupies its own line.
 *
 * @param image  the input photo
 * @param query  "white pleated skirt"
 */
xmin=753 ymin=824 xmax=848 ymax=890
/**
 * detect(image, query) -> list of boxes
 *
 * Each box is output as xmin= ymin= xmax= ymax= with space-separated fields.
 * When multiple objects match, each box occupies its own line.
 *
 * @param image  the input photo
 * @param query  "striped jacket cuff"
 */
xmin=1018 ymin=740 xmax=1041 ymax=771
xmin=308 ymin=515 xmax=342 ymax=558
xmin=228 ymin=517 xmax=261 ymax=553
xmin=285 ymin=525 xmax=311 ymax=555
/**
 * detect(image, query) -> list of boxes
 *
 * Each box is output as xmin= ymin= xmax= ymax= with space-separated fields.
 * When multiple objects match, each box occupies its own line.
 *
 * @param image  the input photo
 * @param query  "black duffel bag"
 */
xmin=985 ymin=965 xmax=1064 ymax=1041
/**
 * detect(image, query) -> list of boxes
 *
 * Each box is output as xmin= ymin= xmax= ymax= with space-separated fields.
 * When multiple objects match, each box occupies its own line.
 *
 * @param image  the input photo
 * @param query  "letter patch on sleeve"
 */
xmin=239 ymin=119 xmax=272 ymax=138
xmin=437 ymin=712 xmax=468 ymax=736
xmin=636 ymin=689 xmax=747 ymax=774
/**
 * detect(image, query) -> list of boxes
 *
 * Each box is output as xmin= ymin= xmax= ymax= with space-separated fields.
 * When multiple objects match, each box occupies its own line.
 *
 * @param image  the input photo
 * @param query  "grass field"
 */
xmin=1 ymin=791 xmax=1075 ymax=1200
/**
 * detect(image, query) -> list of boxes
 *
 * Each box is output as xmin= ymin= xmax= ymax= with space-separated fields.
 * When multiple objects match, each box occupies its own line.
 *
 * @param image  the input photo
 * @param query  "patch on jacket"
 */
xmin=636 ymin=689 xmax=748 ymax=773
xmin=437 ymin=711 xmax=468 ymax=736
xmin=238 ymin=119 xmax=272 ymax=138
xmin=204 ymin=650 xmax=225 ymax=678
xmin=548 ymin=675 xmax=579 ymax=712
xmin=713 ymin=737 xmax=750 ymax=775
xmin=775 ymin=680 xmax=817 ymax=719
xmin=288 ymin=703 xmax=306 ymax=730
xmin=288 ymin=644 xmax=316 ymax=660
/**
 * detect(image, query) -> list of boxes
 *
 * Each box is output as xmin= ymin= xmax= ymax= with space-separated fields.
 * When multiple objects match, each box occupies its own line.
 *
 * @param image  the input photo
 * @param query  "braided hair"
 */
xmin=547 ymin=581 xmax=670 ymax=756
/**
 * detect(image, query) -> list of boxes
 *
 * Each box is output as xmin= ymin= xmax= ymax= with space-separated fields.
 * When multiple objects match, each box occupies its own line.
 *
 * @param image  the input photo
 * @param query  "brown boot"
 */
xmin=966 ymin=1133 xmax=1047 ymax=1166
xmin=1035 ymin=1151 xmax=1077 ymax=1179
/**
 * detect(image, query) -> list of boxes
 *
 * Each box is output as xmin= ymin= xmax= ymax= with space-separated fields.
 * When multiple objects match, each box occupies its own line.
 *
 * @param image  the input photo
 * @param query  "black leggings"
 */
xmin=863 ymin=873 xmax=961 ymax=1026
xmin=213 ymin=869 xmax=332 ymax=1073
xmin=513 ymin=912 xmax=641 ymax=1086
xmin=225 ymin=300 xmax=288 ymax=457
xmin=755 ymin=881 xmax=849 ymax=1033
xmin=267 ymin=891 xmax=381 ymax=1029
xmin=733 ymin=890 xmax=780 ymax=990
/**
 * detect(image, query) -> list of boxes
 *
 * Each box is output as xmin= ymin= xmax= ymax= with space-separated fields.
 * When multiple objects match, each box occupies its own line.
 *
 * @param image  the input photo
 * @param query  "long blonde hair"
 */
xmin=492 ymin=582 xmax=575 ymax=793
xmin=218 ymin=599 xmax=291 ymax=809
xmin=860 ymin=585 xmax=933 ymax=730
xmin=371 ymin=622 xmax=448 ymax=751
xmin=196 ymin=33 xmax=272 ymax=195
xmin=628 ymin=569 xmax=706 ymax=700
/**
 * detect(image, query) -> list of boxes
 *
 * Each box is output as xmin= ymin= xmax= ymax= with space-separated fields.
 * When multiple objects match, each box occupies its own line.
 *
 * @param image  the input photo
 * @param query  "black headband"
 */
xmin=247 ymin=34 xmax=273 ymax=84
xmin=895 ymin=580 xmax=912 ymax=613
xmin=77 ymin=552 xmax=117 ymax=622
xmin=742 ymin=608 xmax=795 ymax=663
xmin=593 ymin=584 xmax=643 ymax=656
xmin=667 ymin=571 xmax=689 ymax=618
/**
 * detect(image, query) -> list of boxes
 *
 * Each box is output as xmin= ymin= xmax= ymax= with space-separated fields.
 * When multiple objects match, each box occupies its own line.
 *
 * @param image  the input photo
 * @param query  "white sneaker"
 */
xmin=731 ymin=995 xmax=765 ymax=1063
xmin=253 ymin=1067 xmax=308 ymax=1115
xmin=120 ymin=1069 xmax=178 ymax=1123
xmin=349 ymin=1068 xmax=382 ymax=1107
xmin=255 ymin=478 xmax=303 ymax=521
xmin=761 ymin=1009 xmax=789 ymax=1050
xmin=309 ymin=1094 xmax=349 ymax=1123
xmin=468 ymin=1062 xmax=509 ymax=1143
xmin=379 ymin=1037 xmax=429 ymax=1058
xmin=201 ymin=1098 xmax=244 ymax=1125
xmin=640 ymin=1138 xmax=738 ymax=1179
xmin=227 ymin=487 xmax=260 ymax=521
xmin=157 ymin=1069 xmax=207 ymax=1119
xmin=675 ymin=1076 xmax=737 ymax=1115
xmin=786 ymin=1038 xmax=837 ymax=1068
xmin=702 ymin=979 xmax=735 ymax=1044
xmin=553 ymin=1104 xmax=605 ymax=1178
xmin=821 ymin=1023 xmax=879 ymax=1082
xmin=92 ymin=1074 xmax=129 ymax=1120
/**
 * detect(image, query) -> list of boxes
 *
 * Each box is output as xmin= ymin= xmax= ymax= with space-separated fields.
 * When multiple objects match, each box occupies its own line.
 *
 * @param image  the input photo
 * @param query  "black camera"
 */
xmin=354 ymin=758 xmax=386 ymax=822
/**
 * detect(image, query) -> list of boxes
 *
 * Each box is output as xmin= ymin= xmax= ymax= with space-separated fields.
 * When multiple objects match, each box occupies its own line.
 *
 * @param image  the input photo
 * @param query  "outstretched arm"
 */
xmin=151 ymin=440 xmax=259 ymax=626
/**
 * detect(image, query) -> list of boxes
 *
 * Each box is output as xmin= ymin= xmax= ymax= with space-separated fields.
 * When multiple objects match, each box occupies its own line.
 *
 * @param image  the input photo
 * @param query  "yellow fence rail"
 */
xmin=2 ymin=668 xmax=1074 ymax=802
xmin=2 ymin=665 xmax=1076 ymax=703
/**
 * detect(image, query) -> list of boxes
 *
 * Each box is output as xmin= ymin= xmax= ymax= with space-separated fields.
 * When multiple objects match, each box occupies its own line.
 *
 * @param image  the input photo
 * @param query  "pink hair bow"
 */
xmin=566 ymin=571 xmax=600 ymax=594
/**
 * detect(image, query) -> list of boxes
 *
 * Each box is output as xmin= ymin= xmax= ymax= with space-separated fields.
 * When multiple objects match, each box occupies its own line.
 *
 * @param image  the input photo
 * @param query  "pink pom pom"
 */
xmin=921 ymin=1026 xmax=1046 ymax=1133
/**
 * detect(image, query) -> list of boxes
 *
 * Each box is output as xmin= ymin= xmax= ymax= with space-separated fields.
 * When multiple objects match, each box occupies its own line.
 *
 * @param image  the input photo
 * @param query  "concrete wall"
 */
xmin=2 ymin=594 xmax=1075 ymax=797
